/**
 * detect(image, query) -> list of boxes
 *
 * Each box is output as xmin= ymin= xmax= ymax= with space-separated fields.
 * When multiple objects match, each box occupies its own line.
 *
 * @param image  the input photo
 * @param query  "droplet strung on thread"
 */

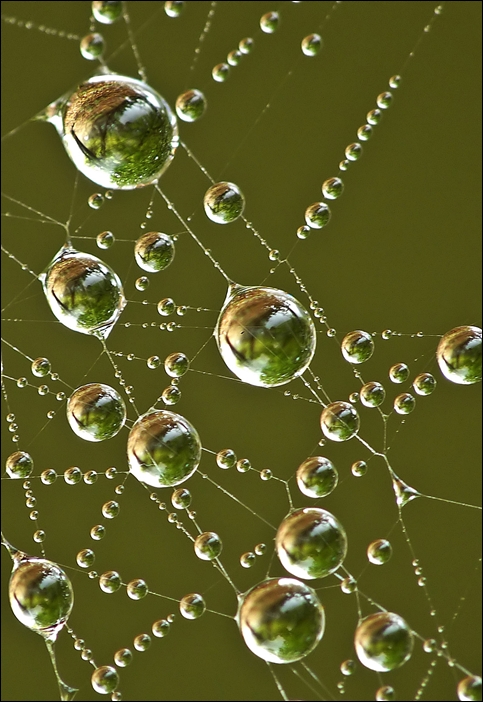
xmin=66 ymin=383 xmax=126 ymax=441
xmin=203 ymin=182 xmax=245 ymax=224
xmin=354 ymin=612 xmax=414 ymax=671
xmin=437 ymin=326 xmax=481 ymax=385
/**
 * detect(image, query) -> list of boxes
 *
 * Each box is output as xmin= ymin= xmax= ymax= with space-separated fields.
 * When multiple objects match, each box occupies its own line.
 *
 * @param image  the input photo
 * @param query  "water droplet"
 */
xmin=345 ymin=142 xmax=363 ymax=161
xmin=377 ymin=91 xmax=394 ymax=109
xmin=392 ymin=476 xmax=420 ymax=507
xmin=413 ymin=372 xmax=436 ymax=396
xmin=152 ymin=619 xmax=170 ymax=637
xmin=322 ymin=177 xmax=344 ymax=200
xmin=134 ymin=276 xmax=149 ymax=292
xmin=203 ymin=182 xmax=245 ymax=224
xmin=157 ymin=297 xmax=175 ymax=316
xmin=260 ymin=468 xmax=272 ymax=481
xmin=164 ymin=1 xmax=184 ymax=18
xmin=216 ymin=448 xmax=237 ymax=469
xmin=320 ymin=401 xmax=360 ymax=442
xmin=437 ymin=326 xmax=481 ymax=384
xmin=215 ymin=285 xmax=316 ymax=387
xmin=226 ymin=49 xmax=242 ymax=66
xmin=114 ymin=648 xmax=132 ymax=667
xmin=423 ymin=638 xmax=436 ymax=653
xmin=64 ymin=467 xmax=82 ymax=485
xmin=92 ymin=1 xmax=123 ymax=24
xmin=48 ymin=74 xmax=178 ymax=189
xmin=357 ymin=124 xmax=373 ymax=141
xmin=76 ymin=549 xmax=95 ymax=568
xmin=360 ymin=381 xmax=385 ymax=408
xmin=105 ymin=466 xmax=117 ymax=479
xmin=66 ymin=383 xmax=126 ymax=441
xmin=88 ymin=193 xmax=105 ymax=210
xmin=40 ymin=246 xmax=126 ymax=338
xmin=341 ymin=576 xmax=357 ymax=594
xmin=212 ymin=62 xmax=230 ymax=82
xmin=239 ymin=37 xmax=254 ymax=54
xmin=341 ymin=330 xmax=374 ymax=363
xmin=381 ymin=329 xmax=392 ymax=340
xmin=164 ymin=352 xmax=189 ymax=377
xmin=146 ymin=355 xmax=160 ymax=370
xmin=376 ymin=686 xmax=395 ymax=702
xmin=29 ymin=510 xmax=39 ymax=521
xmin=102 ymin=500 xmax=120 ymax=518
xmin=340 ymin=659 xmax=356 ymax=676
xmin=90 ymin=525 xmax=106 ymax=540
xmin=354 ymin=612 xmax=413 ymax=671
xmin=80 ymin=33 xmax=104 ymax=60
xmin=237 ymin=577 xmax=325 ymax=662
xmin=296 ymin=225 xmax=311 ymax=239
xmin=33 ymin=530 xmax=46 ymax=543
xmin=296 ymin=456 xmax=338 ymax=498
xmin=194 ymin=531 xmax=222 ymax=561
xmin=236 ymin=458 xmax=251 ymax=473
xmin=240 ymin=552 xmax=256 ymax=568
xmin=127 ymin=409 xmax=201 ymax=488
xmin=434 ymin=4 xmax=444 ymax=15
xmin=254 ymin=543 xmax=266 ymax=556
xmin=389 ymin=75 xmax=401 ymax=89
xmin=175 ymin=89 xmax=207 ymax=122
xmin=127 ymin=579 xmax=148 ymax=600
xmin=367 ymin=539 xmax=392 ymax=565
xmin=351 ymin=460 xmax=367 ymax=477
xmin=91 ymin=666 xmax=119 ymax=695
xmin=6 ymin=451 xmax=33 ymax=479
xmin=276 ymin=507 xmax=347 ymax=579
xmin=457 ymin=675 xmax=482 ymax=701
xmin=134 ymin=231 xmax=175 ymax=272
xmin=38 ymin=384 xmax=49 ymax=396
xmin=389 ymin=363 xmax=409 ymax=383
xmin=394 ymin=393 xmax=416 ymax=415
xmin=41 ymin=469 xmax=57 ymax=485
xmin=301 ymin=33 xmax=322 ymax=56
xmin=260 ymin=11 xmax=280 ymax=33
xmin=134 ymin=633 xmax=151 ymax=651
xmin=31 ymin=357 xmax=51 ymax=377
xmin=179 ymin=593 xmax=206 ymax=619
xmin=56 ymin=392 xmax=66 ymax=401
xmin=171 ymin=487 xmax=191 ymax=510
xmin=305 ymin=202 xmax=331 ymax=229
xmin=17 ymin=377 xmax=28 ymax=388
xmin=161 ymin=386 xmax=181 ymax=405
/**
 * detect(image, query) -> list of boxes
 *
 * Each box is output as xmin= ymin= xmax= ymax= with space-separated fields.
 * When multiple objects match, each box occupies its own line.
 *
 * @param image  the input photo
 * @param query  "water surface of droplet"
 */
xmin=360 ymin=381 xmax=385 ymax=407
xmin=457 ymin=675 xmax=482 ymax=701
xmin=31 ymin=357 xmax=51 ymax=377
xmin=296 ymin=456 xmax=338 ymax=498
xmin=203 ymin=182 xmax=245 ymax=224
xmin=92 ymin=1 xmax=123 ymax=24
xmin=413 ymin=372 xmax=436 ymax=396
xmin=80 ymin=33 xmax=104 ymax=60
xmin=6 ymin=451 xmax=34 ymax=479
xmin=67 ymin=383 xmax=126 ymax=441
xmin=341 ymin=330 xmax=374 ymax=363
xmin=135 ymin=231 xmax=175 ymax=272
xmin=354 ymin=612 xmax=414 ymax=671
xmin=305 ymin=202 xmax=331 ymax=229
xmin=367 ymin=539 xmax=392 ymax=565
xmin=175 ymin=89 xmax=207 ymax=122
xmin=179 ymin=593 xmax=206 ymax=619
xmin=301 ymin=33 xmax=322 ymax=56
xmin=437 ymin=326 xmax=481 ymax=384
xmin=320 ymin=401 xmax=360 ymax=441
xmin=91 ymin=666 xmax=119 ymax=694
xmin=194 ymin=532 xmax=222 ymax=560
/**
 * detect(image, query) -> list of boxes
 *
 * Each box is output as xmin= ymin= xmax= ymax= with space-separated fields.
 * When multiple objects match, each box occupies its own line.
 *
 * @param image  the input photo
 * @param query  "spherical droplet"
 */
xmin=301 ymin=33 xmax=322 ymax=56
xmin=341 ymin=330 xmax=374 ymax=364
xmin=340 ymin=659 xmax=356 ymax=676
xmin=38 ymin=384 xmax=49 ymax=396
xmin=457 ymin=675 xmax=482 ymax=701
xmin=102 ymin=500 xmax=120 ymax=519
xmin=49 ymin=74 xmax=178 ymax=189
xmin=357 ymin=124 xmax=373 ymax=141
xmin=237 ymin=577 xmax=325 ymax=663
xmin=305 ymin=202 xmax=331 ymax=229
xmin=164 ymin=1 xmax=184 ymax=18
xmin=175 ymin=89 xmax=207 ymax=122
xmin=227 ymin=50 xmax=242 ymax=66
xmin=179 ymin=593 xmax=206 ymax=619
xmin=215 ymin=284 xmax=316 ymax=387
xmin=413 ymin=372 xmax=436 ymax=396
xmin=76 ymin=549 xmax=95 ymax=568
xmin=194 ymin=532 xmax=222 ymax=561
xmin=297 ymin=225 xmax=311 ymax=240
xmin=354 ymin=612 xmax=414 ymax=672
xmin=351 ymin=460 xmax=367 ymax=477
xmin=276 ymin=507 xmax=347 ymax=579
xmin=99 ymin=571 xmax=121 ymax=594
xmin=6 ymin=451 xmax=34 ymax=479
xmin=67 ymin=383 xmax=126 ymax=442
xmin=345 ymin=142 xmax=363 ymax=161
xmin=134 ymin=231 xmax=175 ymax=272
xmin=135 ymin=276 xmax=149 ymax=291
xmin=296 ymin=456 xmax=338 ymax=498
xmin=203 ymin=182 xmax=245 ymax=224
xmin=423 ymin=638 xmax=437 ymax=653
xmin=97 ymin=231 xmax=115 ymax=249
xmin=394 ymin=393 xmax=416 ymax=415
xmin=80 ymin=33 xmax=104 ymax=60
xmin=133 ymin=633 xmax=151 ymax=651
xmin=237 ymin=458 xmax=251 ymax=473
xmin=114 ymin=647 xmax=132 ymax=667
xmin=320 ymin=401 xmax=360 ymax=442
xmin=152 ymin=619 xmax=170 ymax=637
xmin=377 ymin=91 xmax=394 ymax=109
xmin=91 ymin=666 xmax=119 ymax=694
xmin=90 ymin=525 xmax=106 ymax=541
xmin=31 ymin=357 xmax=51 ymax=378
xmin=216 ymin=448 xmax=237 ymax=469
xmin=9 ymin=556 xmax=73 ymax=637
xmin=376 ymin=686 xmax=395 ymax=702
xmin=212 ymin=63 xmax=230 ymax=82
xmin=64 ymin=467 xmax=82 ymax=485
xmin=92 ymin=1 xmax=123 ymax=24
xmin=239 ymin=37 xmax=254 ymax=54
xmin=240 ymin=552 xmax=256 ymax=568
xmin=147 ymin=355 xmax=160 ymax=370
xmin=360 ymin=381 xmax=385 ymax=408
xmin=127 ymin=409 xmax=201 ymax=488
xmin=367 ymin=539 xmax=392 ymax=565
xmin=389 ymin=363 xmax=409 ymax=383
xmin=41 ymin=469 xmax=57 ymax=485
xmin=161 ymin=386 xmax=181 ymax=405
xmin=40 ymin=246 xmax=126 ymax=338
xmin=436 ymin=326 xmax=481 ymax=384
xmin=260 ymin=11 xmax=280 ymax=33
xmin=341 ymin=576 xmax=357 ymax=594
xmin=157 ymin=297 xmax=175 ymax=316
xmin=127 ymin=579 xmax=148 ymax=600
xmin=164 ymin=352 xmax=189 ymax=377
xmin=171 ymin=487 xmax=191 ymax=510
xmin=322 ymin=177 xmax=344 ymax=200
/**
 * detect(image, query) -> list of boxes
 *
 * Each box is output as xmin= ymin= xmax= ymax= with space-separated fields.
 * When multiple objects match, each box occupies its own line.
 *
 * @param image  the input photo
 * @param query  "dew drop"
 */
xmin=236 ymin=458 xmax=251 ymax=473
xmin=437 ymin=326 xmax=481 ymax=384
xmin=157 ymin=298 xmax=175 ymax=316
xmin=127 ymin=579 xmax=148 ymax=600
xmin=90 ymin=525 xmax=106 ymax=541
xmin=367 ymin=539 xmax=392 ymax=565
xmin=152 ymin=619 xmax=170 ymax=637
xmin=114 ymin=648 xmax=132 ymax=667
xmin=389 ymin=363 xmax=409 ymax=383
xmin=164 ymin=1 xmax=184 ymax=18
xmin=457 ymin=675 xmax=482 ymax=701
xmin=171 ymin=487 xmax=191 ymax=510
xmin=6 ymin=451 xmax=34 ymax=479
xmin=102 ymin=500 xmax=120 ymax=519
xmin=67 ymin=383 xmax=126 ymax=441
xmin=360 ymin=381 xmax=385 ymax=408
xmin=240 ymin=552 xmax=256 ymax=568
xmin=31 ymin=357 xmax=51 ymax=377
xmin=76 ymin=549 xmax=95 ymax=568
xmin=413 ymin=372 xmax=436 ymax=396
xmin=147 ymin=355 xmax=160 ymax=369
xmin=239 ymin=37 xmax=254 ymax=54
xmin=394 ymin=393 xmax=416 ymax=415
xmin=41 ymin=469 xmax=57 ymax=485
xmin=92 ymin=1 xmax=123 ymax=24
xmin=203 ymin=182 xmax=245 ymax=224
xmin=216 ymin=448 xmax=237 ymax=469
xmin=296 ymin=225 xmax=311 ymax=239
xmin=340 ymin=659 xmax=356 ymax=676
xmin=376 ymin=686 xmax=395 ymax=702
xmin=91 ymin=666 xmax=119 ymax=695
xmin=341 ymin=330 xmax=374 ymax=363
xmin=194 ymin=532 xmax=222 ymax=561
xmin=80 ymin=33 xmax=104 ymax=60
xmin=64 ymin=467 xmax=82 ymax=485
xmin=322 ymin=177 xmax=344 ymax=200
xmin=133 ymin=633 xmax=151 ymax=651
xmin=164 ymin=352 xmax=189 ymax=377
xmin=351 ymin=460 xmax=367 ymax=477
xmin=296 ymin=456 xmax=338 ymax=498
xmin=260 ymin=12 xmax=280 ymax=34
xmin=305 ymin=202 xmax=331 ymax=229
xmin=345 ymin=142 xmax=363 ymax=161
xmin=320 ymin=401 xmax=360 ymax=442
xmin=135 ymin=231 xmax=175 ymax=272
xmin=376 ymin=91 xmax=394 ymax=109
xmin=179 ymin=593 xmax=206 ymax=619
xmin=357 ymin=124 xmax=373 ymax=141
xmin=161 ymin=386 xmax=181 ymax=405
xmin=341 ymin=576 xmax=357 ymax=594
xmin=175 ymin=89 xmax=207 ymax=122
xmin=354 ymin=612 xmax=413 ymax=671
xmin=212 ymin=63 xmax=230 ymax=82
xmin=301 ymin=33 xmax=322 ymax=56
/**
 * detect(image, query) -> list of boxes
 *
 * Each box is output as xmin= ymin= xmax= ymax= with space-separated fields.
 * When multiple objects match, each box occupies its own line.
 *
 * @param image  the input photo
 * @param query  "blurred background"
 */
xmin=1 ymin=2 xmax=481 ymax=700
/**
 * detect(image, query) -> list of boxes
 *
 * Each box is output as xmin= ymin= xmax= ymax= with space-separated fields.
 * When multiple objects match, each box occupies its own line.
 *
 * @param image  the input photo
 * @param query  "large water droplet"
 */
xmin=203 ymin=182 xmax=245 ymax=224
xmin=360 ymin=381 xmax=385 ymax=408
xmin=341 ymin=330 xmax=374 ymax=363
xmin=215 ymin=285 xmax=316 ymax=387
xmin=194 ymin=532 xmax=222 ymax=561
xmin=47 ymin=74 xmax=178 ymax=189
xmin=179 ymin=593 xmax=206 ymax=619
xmin=367 ymin=539 xmax=392 ymax=565
xmin=354 ymin=612 xmax=414 ymax=671
xmin=296 ymin=456 xmax=338 ymax=498
xmin=134 ymin=231 xmax=175 ymax=272
xmin=6 ymin=451 xmax=34 ymax=479
xmin=457 ymin=675 xmax=482 ymax=701
xmin=91 ymin=666 xmax=119 ymax=694
xmin=66 ymin=383 xmax=126 ymax=441
xmin=237 ymin=577 xmax=325 ymax=663
xmin=92 ymin=1 xmax=123 ymax=24
xmin=437 ymin=326 xmax=481 ymax=385
xmin=320 ymin=401 xmax=360 ymax=441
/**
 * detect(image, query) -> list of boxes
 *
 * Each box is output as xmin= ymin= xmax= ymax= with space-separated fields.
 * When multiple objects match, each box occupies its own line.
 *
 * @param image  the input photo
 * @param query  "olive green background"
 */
xmin=1 ymin=2 xmax=481 ymax=701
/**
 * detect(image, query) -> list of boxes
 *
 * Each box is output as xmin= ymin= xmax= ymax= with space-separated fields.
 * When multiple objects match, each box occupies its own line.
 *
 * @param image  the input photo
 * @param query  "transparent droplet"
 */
xmin=377 ymin=91 xmax=394 ymax=109
xmin=341 ymin=330 xmax=374 ymax=363
xmin=237 ymin=577 xmax=325 ymax=663
xmin=296 ymin=456 xmax=338 ymax=498
xmin=76 ymin=549 xmax=95 ymax=568
xmin=66 ymin=383 xmax=126 ymax=442
xmin=41 ymin=469 xmax=57 ymax=485
xmin=423 ymin=638 xmax=437 ymax=653
xmin=389 ymin=74 xmax=401 ymax=89
xmin=239 ymin=37 xmax=254 ymax=54
xmin=436 ymin=326 xmax=481 ymax=384
xmin=127 ymin=409 xmax=201 ymax=488
xmin=236 ymin=458 xmax=251 ymax=473
xmin=135 ymin=276 xmax=149 ymax=292
xmin=17 ymin=377 xmax=28 ymax=388
xmin=90 ymin=525 xmax=106 ymax=541
xmin=345 ymin=142 xmax=363 ymax=161
xmin=164 ymin=1 xmax=184 ymax=18
xmin=354 ymin=612 xmax=414 ymax=671
xmin=413 ymin=372 xmax=436 ymax=396
xmin=147 ymin=355 xmax=160 ymax=369
xmin=276 ymin=507 xmax=347 ymax=579
xmin=127 ymin=579 xmax=148 ymax=600
xmin=376 ymin=686 xmax=395 ymax=702
xmin=134 ymin=633 xmax=151 ymax=651
xmin=102 ymin=500 xmax=120 ymax=519
xmin=175 ymin=89 xmax=207 ymax=122
xmin=33 ymin=530 xmax=46 ymax=543
xmin=357 ymin=124 xmax=373 ymax=141
xmin=457 ymin=675 xmax=482 ymax=701
xmin=97 ymin=231 xmax=115 ymax=249
xmin=134 ymin=231 xmax=175 ymax=273
xmin=203 ymin=182 xmax=245 ymax=224
xmin=305 ymin=202 xmax=331 ymax=229
xmin=161 ymin=386 xmax=181 ymax=405
xmin=340 ymin=659 xmax=356 ymax=676
xmin=92 ymin=1 xmax=123 ymax=24
xmin=152 ymin=619 xmax=170 ymax=637
xmin=194 ymin=532 xmax=222 ymax=561
xmin=320 ymin=401 xmax=360 ymax=442
xmin=299 ymin=32 xmax=321 ymax=57
xmin=254 ymin=543 xmax=266 ymax=556
xmin=351 ymin=460 xmax=367 ymax=477
xmin=157 ymin=297 xmax=175 ymax=316
xmin=394 ymin=393 xmax=416 ymax=415
xmin=260 ymin=468 xmax=272 ymax=481
xmin=91 ymin=666 xmax=119 ymax=695
xmin=360 ymin=381 xmax=385 ymax=408
xmin=216 ymin=448 xmax=237 ymax=469
xmin=56 ymin=392 xmax=66 ymax=402
xmin=105 ymin=466 xmax=117 ymax=479
xmin=212 ymin=63 xmax=230 ymax=82
xmin=47 ymin=74 xmax=178 ymax=189
xmin=164 ymin=352 xmax=189 ymax=377
xmin=31 ymin=357 xmax=51 ymax=378
xmin=40 ymin=246 xmax=126 ymax=339
xmin=381 ymin=329 xmax=392 ymax=340
xmin=64 ymin=467 xmax=82 ymax=485
xmin=322 ymin=177 xmax=344 ymax=200
xmin=171 ymin=487 xmax=191 ymax=510
xmin=6 ymin=451 xmax=34 ymax=479
xmin=389 ymin=363 xmax=409 ymax=383
xmin=179 ymin=593 xmax=206 ymax=619
xmin=80 ymin=33 xmax=104 ymax=60
xmin=216 ymin=284 xmax=316 ymax=387
xmin=260 ymin=11 xmax=280 ymax=33
xmin=367 ymin=539 xmax=392 ymax=565
xmin=240 ymin=552 xmax=256 ymax=568
xmin=296 ymin=225 xmax=311 ymax=240
xmin=227 ymin=49 xmax=242 ymax=66
xmin=38 ymin=384 xmax=49 ymax=396
xmin=341 ymin=576 xmax=357 ymax=594
xmin=114 ymin=647 xmax=132 ymax=667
